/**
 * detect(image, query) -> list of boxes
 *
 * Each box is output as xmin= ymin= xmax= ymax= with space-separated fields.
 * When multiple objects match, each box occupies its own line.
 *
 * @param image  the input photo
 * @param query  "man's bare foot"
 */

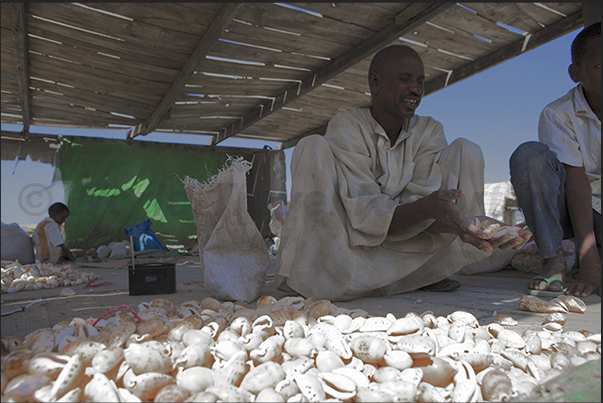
xmin=565 ymin=246 xmax=601 ymax=297
xmin=527 ymin=249 xmax=566 ymax=292
xmin=566 ymin=269 xmax=601 ymax=297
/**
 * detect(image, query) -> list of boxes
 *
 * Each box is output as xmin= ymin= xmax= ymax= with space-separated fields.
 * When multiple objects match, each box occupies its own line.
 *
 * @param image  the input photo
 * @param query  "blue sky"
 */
xmin=1 ymin=28 xmax=581 ymax=226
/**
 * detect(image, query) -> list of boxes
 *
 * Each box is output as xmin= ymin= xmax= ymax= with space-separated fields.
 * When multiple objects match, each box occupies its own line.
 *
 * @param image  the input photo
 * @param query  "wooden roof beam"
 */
xmin=213 ymin=3 xmax=453 ymax=145
xmin=283 ymin=10 xmax=583 ymax=150
xmin=282 ymin=124 xmax=328 ymax=149
xmin=423 ymin=11 xmax=583 ymax=95
xmin=127 ymin=3 xmax=244 ymax=139
xmin=12 ymin=3 xmax=31 ymax=133
xmin=1 ymin=130 xmax=60 ymax=143
xmin=582 ymin=3 xmax=600 ymax=27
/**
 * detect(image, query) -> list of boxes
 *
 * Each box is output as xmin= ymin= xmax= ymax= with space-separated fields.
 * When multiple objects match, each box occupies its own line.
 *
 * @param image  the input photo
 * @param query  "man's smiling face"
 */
xmin=369 ymin=48 xmax=425 ymax=123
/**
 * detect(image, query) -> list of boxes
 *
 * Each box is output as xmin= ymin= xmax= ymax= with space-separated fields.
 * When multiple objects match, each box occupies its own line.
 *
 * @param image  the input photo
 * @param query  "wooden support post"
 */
xmin=582 ymin=3 xmax=601 ymax=26
xmin=12 ymin=3 xmax=31 ymax=133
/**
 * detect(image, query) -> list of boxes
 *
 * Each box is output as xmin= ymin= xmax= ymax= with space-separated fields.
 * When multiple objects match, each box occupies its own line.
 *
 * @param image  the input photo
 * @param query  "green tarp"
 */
xmin=59 ymin=136 xmax=258 ymax=251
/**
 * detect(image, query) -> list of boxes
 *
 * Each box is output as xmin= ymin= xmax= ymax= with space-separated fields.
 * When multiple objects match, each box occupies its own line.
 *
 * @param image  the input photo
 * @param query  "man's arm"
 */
xmin=564 ymin=164 xmax=601 ymax=297
xmin=388 ymin=189 xmax=495 ymax=253
xmin=389 ymin=189 xmax=531 ymax=253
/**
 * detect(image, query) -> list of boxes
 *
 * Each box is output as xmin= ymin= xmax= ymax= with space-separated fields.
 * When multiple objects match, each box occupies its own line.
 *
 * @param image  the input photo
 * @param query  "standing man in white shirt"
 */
xmin=510 ymin=22 xmax=601 ymax=297
xmin=275 ymin=45 xmax=530 ymax=301
xmin=32 ymin=202 xmax=76 ymax=263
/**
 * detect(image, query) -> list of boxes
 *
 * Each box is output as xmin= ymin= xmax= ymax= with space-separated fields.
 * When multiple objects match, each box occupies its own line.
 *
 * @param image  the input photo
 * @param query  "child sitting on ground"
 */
xmin=509 ymin=22 xmax=601 ymax=297
xmin=32 ymin=202 xmax=76 ymax=264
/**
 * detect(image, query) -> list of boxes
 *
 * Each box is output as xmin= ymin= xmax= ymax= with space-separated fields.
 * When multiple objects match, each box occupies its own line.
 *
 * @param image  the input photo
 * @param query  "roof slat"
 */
xmin=0 ymin=2 xmax=585 ymax=147
xmin=28 ymin=53 xmax=169 ymax=103
xmin=26 ymin=20 xmax=191 ymax=70
xmin=424 ymin=10 xmax=582 ymax=95
xmin=180 ymin=78 xmax=286 ymax=98
xmin=27 ymin=35 xmax=180 ymax=85
xmin=28 ymin=80 xmax=154 ymax=118
xmin=221 ymin=25 xmax=339 ymax=60
xmin=28 ymin=3 xmax=200 ymax=55
xmin=234 ymin=3 xmax=375 ymax=47
xmin=435 ymin=4 xmax=520 ymax=43
xmin=195 ymin=58 xmax=312 ymax=81
xmin=215 ymin=3 xmax=454 ymax=144
xmin=83 ymin=3 xmax=221 ymax=36
xmin=290 ymin=3 xmax=404 ymax=31
xmin=208 ymin=39 xmax=328 ymax=71
xmin=127 ymin=3 xmax=244 ymax=139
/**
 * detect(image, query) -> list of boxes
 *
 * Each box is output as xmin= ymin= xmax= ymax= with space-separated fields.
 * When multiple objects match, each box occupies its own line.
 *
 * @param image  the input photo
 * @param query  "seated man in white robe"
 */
xmin=275 ymin=45 xmax=531 ymax=301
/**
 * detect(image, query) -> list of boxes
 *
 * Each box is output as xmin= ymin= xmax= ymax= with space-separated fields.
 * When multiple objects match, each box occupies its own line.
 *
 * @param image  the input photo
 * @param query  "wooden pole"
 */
xmin=582 ymin=3 xmax=601 ymax=26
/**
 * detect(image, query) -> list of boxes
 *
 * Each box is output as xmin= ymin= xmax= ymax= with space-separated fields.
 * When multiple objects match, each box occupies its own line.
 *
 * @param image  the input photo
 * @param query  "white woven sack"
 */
xmin=1 ymin=222 xmax=35 ymax=264
xmin=182 ymin=157 xmax=269 ymax=303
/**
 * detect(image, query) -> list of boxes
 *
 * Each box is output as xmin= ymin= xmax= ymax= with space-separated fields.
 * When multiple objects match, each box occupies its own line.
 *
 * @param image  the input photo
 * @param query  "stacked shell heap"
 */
xmin=1 ymin=261 xmax=99 ymax=294
xmin=1 ymin=295 xmax=600 ymax=402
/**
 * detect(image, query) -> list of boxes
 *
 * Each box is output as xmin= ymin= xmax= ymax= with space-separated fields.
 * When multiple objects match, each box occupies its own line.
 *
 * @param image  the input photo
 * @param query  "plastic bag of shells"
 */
xmin=1 ymin=261 xmax=99 ymax=294
xmin=1 ymin=295 xmax=599 ymax=402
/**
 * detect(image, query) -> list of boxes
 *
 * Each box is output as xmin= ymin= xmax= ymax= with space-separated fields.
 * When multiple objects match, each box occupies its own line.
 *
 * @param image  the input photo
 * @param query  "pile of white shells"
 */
xmin=1 ymin=295 xmax=600 ymax=402
xmin=1 ymin=261 xmax=99 ymax=294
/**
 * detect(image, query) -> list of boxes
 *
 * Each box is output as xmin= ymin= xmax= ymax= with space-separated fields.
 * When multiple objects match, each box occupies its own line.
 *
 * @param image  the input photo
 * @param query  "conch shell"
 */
xmin=176 ymin=366 xmax=215 ymax=394
xmin=318 ymin=371 xmax=357 ymax=400
xmin=123 ymin=341 xmax=173 ymax=374
xmin=240 ymin=361 xmax=285 ymax=394
xmin=91 ymin=347 xmax=124 ymax=374
xmin=124 ymin=372 xmax=175 ymax=401
xmin=49 ymin=353 xmax=85 ymax=401
xmin=480 ymin=368 xmax=513 ymax=401
xmin=83 ymin=371 xmax=121 ymax=402
xmin=553 ymin=295 xmax=587 ymax=313
xmin=28 ymin=352 xmax=69 ymax=379
xmin=108 ymin=322 xmax=137 ymax=348
xmin=4 ymin=373 xmax=52 ymax=401
xmin=154 ymin=384 xmax=191 ymax=402
xmin=518 ymin=296 xmax=568 ymax=313
xmin=350 ymin=335 xmax=388 ymax=364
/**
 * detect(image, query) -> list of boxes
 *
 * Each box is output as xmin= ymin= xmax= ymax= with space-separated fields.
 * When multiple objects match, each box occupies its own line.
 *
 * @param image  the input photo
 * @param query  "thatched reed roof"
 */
xmin=1 ymin=3 xmax=584 ymax=148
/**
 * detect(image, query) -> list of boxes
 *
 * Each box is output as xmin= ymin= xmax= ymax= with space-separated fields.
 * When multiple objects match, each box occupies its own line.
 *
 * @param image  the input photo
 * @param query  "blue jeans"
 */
xmin=509 ymin=141 xmax=601 ymax=259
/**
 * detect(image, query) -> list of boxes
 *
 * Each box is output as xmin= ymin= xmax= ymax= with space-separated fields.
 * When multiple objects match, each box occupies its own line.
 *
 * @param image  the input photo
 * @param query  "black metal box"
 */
xmin=128 ymin=263 xmax=176 ymax=296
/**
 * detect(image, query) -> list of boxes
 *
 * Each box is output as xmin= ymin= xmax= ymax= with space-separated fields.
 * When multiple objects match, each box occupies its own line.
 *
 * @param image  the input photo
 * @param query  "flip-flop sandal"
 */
xmin=420 ymin=277 xmax=461 ymax=292
xmin=527 ymin=275 xmax=565 ymax=297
